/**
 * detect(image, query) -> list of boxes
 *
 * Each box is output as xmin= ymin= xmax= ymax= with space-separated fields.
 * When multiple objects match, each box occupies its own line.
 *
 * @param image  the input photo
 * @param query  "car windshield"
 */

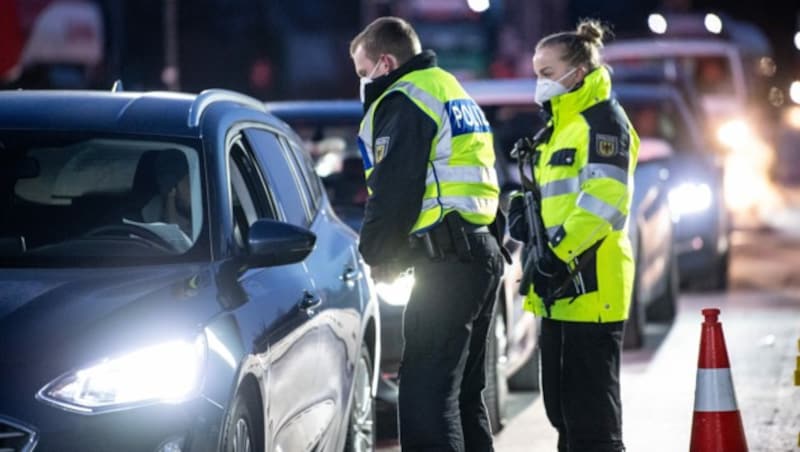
xmin=609 ymin=55 xmax=735 ymax=97
xmin=0 ymin=131 xmax=208 ymax=266
xmin=620 ymin=98 xmax=695 ymax=153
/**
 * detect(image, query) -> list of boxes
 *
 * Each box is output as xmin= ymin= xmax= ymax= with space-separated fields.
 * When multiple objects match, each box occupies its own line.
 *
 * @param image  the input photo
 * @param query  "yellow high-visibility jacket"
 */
xmin=524 ymin=66 xmax=639 ymax=322
xmin=358 ymin=67 xmax=499 ymax=233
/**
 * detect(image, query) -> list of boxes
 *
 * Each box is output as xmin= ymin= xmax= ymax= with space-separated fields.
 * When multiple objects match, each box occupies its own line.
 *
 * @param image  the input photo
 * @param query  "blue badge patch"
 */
xmin=446 ymin=99 xmax=491 ymax=136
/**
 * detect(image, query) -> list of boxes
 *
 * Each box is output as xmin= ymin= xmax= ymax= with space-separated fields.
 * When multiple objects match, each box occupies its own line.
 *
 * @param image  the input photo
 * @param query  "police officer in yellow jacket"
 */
xmin=507 ymin=20 xmax=638 ymax=452
xmin=350 ymin=17 xmax=505 ymax=451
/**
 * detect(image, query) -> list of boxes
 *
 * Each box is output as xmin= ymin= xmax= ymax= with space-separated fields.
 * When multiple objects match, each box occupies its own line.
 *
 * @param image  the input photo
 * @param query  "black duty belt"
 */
xmin=408 ymin=214 xmax=488 ymax=262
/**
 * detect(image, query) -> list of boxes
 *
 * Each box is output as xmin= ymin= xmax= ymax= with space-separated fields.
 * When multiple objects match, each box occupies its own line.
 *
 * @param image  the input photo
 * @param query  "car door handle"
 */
xmin=340 ymin=266 xmax=361 ymax=282
xmin=298 ymin=291 xmax=322 ymax=311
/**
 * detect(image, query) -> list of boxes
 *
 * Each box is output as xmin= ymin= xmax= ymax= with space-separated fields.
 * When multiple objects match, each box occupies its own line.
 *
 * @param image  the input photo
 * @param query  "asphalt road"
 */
xmin=380 ymin=200 xmax=800 ymax=451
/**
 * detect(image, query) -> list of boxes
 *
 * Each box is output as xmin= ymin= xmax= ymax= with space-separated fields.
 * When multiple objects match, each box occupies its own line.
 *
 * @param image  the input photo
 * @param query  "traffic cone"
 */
xmin=690 ymin=308 xmax=748 ymax=452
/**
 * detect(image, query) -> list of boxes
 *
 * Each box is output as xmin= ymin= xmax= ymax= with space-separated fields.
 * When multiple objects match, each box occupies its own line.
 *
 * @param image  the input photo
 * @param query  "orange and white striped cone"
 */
xmin=690 ymin=308 xmax=748 ymax=452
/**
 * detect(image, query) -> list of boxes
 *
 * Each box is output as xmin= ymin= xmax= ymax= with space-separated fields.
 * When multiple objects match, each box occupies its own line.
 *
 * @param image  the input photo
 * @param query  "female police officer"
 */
xmin=508 ymin=19 xmax=638 ymax=452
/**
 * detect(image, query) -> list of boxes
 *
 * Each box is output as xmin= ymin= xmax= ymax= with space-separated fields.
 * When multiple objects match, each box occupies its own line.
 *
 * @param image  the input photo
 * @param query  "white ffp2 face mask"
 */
xmin=359 ymin=59 xmax=386 ymax=104
xmin=534 ymin=67 xmax=577 ymax=105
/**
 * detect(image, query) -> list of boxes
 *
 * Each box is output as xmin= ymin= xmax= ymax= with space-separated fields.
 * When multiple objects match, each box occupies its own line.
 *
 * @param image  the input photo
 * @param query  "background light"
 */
xmin=794 ymin=31 xmax=800 ymax=51
xmin=789 ymin=81 xmax=800 ymax=105
xmin=467 ymin=0 xmax=490 ymax=13
xmin=704 ymin=14 xmax=723 ymax=34
xmin=648 ymin=14 xmax=668 ymax=34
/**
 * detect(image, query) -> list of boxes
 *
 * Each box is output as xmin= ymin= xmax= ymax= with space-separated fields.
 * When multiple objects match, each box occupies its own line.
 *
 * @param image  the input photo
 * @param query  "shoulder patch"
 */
xmin=595 ymin=134 xmax=619 ymax=158
xmin=374 ymin=136 xmax=390 ymax=163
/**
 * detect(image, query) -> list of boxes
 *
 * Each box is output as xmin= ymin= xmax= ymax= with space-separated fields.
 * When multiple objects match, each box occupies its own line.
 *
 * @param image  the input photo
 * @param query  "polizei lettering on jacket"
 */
xmin=446 ymin=99 xmax=491 ymax=136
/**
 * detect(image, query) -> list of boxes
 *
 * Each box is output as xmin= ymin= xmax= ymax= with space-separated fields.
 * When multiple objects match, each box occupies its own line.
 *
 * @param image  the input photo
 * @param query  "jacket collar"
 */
xmin=545 ymin=66 xmax=612 ymax=125
xmin=363 ymin=50 xmax=438 ymax=112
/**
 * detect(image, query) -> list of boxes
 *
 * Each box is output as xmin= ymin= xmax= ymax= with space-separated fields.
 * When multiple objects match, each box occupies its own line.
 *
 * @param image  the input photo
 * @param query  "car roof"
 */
xmin=267 ymin=80 xmax=687 ymax=117
xmin=0 ymin=89 xmax=278 ymax=138
xmin=603 ymin=38 xmax=741 ymax=59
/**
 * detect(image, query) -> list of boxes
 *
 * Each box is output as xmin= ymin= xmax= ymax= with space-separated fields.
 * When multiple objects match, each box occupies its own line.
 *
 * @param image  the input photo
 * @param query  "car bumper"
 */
xmin=0 ymin=397 xmax=225 ymax=452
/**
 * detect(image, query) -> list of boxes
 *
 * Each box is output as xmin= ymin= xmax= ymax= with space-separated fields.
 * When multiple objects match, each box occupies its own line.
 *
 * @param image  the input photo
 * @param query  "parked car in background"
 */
xmin=269 ymin=99 xmax=539 ymax=433
xmin=0 ymin=89 xmax=379 ymax=452
xmin=614 ymin=83 xmax=731 ymax=290
xmin=461 ymin=78 xmax=680 ymax=348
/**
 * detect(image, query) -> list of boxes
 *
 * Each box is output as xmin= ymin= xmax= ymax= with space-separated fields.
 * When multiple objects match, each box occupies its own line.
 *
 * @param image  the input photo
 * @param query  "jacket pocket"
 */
xmin=548 ymin=148 xmax=577 ymax=166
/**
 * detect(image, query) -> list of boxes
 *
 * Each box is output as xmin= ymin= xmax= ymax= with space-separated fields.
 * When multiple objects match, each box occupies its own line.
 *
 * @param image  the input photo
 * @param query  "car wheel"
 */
xmin=485 ymin=308 xmax=509 ymax=433
xmin=623 ymin=245 xmax=645 ymax=349
xmin=224 ymin=386 xmax=264 ymax=452
xmin=345 ymin=345 xmax=375 ymax=452
xmin=507 ymin=345 xmax=540 ymax=391
xmin=647 ymin=246 xmax=678 ymax=322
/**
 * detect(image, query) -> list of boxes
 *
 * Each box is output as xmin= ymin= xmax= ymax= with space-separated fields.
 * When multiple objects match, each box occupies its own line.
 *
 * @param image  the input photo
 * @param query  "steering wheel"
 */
xmin=84 ymin=223 xmax=176 ymax=251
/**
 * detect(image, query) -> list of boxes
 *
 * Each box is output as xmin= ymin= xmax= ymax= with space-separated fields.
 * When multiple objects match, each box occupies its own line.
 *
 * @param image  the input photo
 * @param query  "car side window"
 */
xmin=284 ymin=137 xmax=324 ymax=210
xmin=228 ymin=138 xmax=275 ymax=248
xmin=244 ymin=128 xmax=310 ymax=227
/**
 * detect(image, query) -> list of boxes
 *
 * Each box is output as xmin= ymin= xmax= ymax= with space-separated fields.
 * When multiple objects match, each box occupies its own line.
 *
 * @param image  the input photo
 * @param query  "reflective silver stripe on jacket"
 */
xmin=421 ymin=196 xmax=496 ymax=214
xmin=580 ymin=163 xmax=629 ymax=186
xmin=429 ymin=166 xmax=499 ymax=185
xmin=576 ymin=192 xmax=627 ymax=230
xmin=392 ymin=82 xmax=452 ymax=162
xmin=539 ymin=164 xmax=629 ymax=200
xmin=541 ymin=178 xmax=581 ymax=198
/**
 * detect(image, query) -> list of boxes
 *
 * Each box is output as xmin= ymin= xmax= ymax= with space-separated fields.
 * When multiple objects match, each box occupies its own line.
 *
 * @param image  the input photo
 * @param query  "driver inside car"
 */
xmin=124 ymin=149 xmax=193 ymax=252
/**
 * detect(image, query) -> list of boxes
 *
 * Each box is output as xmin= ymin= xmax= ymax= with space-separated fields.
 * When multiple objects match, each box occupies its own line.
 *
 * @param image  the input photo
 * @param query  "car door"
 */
xmin=242 ymin=128 xmax=340 ymax=449
xmin=280 ymin=135 xmax=365 ymax=439
xmin=226 ymin=135 xmax=324 ymax=451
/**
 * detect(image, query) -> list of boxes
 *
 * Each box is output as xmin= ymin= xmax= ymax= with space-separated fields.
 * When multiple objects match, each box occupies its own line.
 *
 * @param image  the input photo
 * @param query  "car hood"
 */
xmin=0 ymin=264 xmax=219 ymax=371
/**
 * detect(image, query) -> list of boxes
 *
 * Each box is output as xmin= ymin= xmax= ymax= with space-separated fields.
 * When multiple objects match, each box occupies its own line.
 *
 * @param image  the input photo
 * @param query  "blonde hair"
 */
xmin=536 ymin=19 xmax=611 ymax=70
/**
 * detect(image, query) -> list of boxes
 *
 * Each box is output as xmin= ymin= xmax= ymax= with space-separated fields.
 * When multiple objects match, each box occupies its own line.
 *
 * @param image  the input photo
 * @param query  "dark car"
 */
xmin=459 ymin=78 xmax=679 ymax=349
xmin=268 ymin=99 xmax=539 ymax=433
xmin=0 ymin=89 xmax=380 ymax=452
xmin=615 ymin=83 xmax=731 ymax=290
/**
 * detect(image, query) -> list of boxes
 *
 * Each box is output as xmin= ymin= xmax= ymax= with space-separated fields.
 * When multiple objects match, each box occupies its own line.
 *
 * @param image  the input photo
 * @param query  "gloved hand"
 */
xmin=511 ymin=137 xmax=537 ymax=159
xmin=531 ymin=246 xmax=568 ymax=299
xmin=507 ymin=192 xmax=529 ymax=243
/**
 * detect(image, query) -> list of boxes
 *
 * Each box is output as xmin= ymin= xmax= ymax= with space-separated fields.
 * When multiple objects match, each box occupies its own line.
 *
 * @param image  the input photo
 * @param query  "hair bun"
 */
xmin=576 ymin=19 xmax=606 ymax=47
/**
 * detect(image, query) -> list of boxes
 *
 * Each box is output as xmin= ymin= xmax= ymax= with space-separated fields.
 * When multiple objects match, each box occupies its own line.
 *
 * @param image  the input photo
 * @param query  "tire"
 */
xmin=345 ymin=345 xmax=376 ymax=452
xmin=647 ymin=246 xmax=678 ymax=322
xmin=485 ymin=309 xmax=509 ymax=433
xmin=623 ymin=245 xmax=645 ymax=350
xmin=507 ymin=345 xmax=540 ymax=391
xmin=224 ymin=386 xmax=264 ymax=452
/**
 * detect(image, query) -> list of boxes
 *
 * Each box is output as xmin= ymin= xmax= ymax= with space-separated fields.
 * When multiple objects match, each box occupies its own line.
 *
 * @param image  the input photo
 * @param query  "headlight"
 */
xmin=716 ymin=119 xmax=754 ymax=149
xmin=38 ymin=336 xmax=206 ymax=414
xmin=668 ymin=182 xmax=713 ymax=217
xmin=375 ymin=271 xmax=416 ymax=306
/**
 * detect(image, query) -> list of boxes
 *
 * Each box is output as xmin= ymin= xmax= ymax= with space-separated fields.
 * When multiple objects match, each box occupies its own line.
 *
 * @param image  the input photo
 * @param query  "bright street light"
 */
xmin=648 ymin=14 xmax=668 ymax=34
xmin=790 ymin=81 xmax=800 ymax=105
xmin=467 ymin=0 xmax=490 ymax=13
xmin=704 ymin=14 xmax=723 ymax=34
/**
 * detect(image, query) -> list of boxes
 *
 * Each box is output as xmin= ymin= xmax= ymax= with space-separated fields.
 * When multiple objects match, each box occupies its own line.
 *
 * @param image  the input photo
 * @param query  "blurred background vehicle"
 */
xmin=603 ymin=13 xmax=788 ymax=226
xmin=612 ymin=82 xmax=731 ymax=291
xmin=461 ymin=78 xmax=680 ymax=349
xmin=268 ymin=99 xmax=539 ymax=434
xmin=0 ymin=0 xmax=104 ymax=89
xmin=0 ymin=88 xmax=379 ymax=451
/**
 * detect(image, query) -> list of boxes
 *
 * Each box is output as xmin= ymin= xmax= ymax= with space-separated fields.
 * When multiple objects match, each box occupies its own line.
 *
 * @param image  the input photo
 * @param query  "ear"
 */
xmin=385 ymin=54 xmax=401 ymax=72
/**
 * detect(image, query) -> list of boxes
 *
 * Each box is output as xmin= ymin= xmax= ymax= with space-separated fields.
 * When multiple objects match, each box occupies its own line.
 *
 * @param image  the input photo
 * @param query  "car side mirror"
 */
xmin=245 ymin=219 xmax=316 ymax=267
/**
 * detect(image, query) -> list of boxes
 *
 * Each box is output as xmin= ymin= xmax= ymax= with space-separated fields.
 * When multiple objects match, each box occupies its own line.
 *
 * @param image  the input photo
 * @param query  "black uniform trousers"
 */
xmin=540 ymin=317 xmax=626 ymax=452
xmin=398 ymin=232 xmax=503 ymax=452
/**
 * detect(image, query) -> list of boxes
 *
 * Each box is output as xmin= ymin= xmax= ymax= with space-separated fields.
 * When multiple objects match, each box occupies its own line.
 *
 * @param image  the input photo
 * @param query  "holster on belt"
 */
xmin=410 ymin=213 xmax=475 ymax=262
